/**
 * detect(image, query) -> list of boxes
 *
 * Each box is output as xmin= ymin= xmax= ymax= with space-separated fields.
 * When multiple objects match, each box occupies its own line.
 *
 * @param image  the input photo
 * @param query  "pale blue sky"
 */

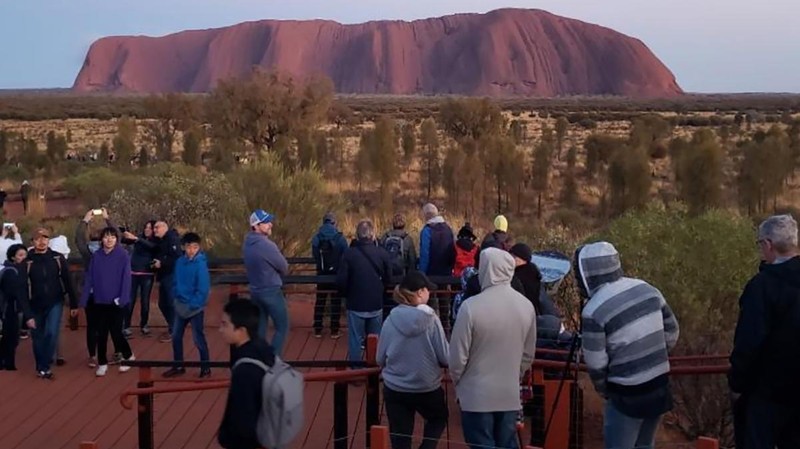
xmin=0 ymin=0 xmax=797 ymax=92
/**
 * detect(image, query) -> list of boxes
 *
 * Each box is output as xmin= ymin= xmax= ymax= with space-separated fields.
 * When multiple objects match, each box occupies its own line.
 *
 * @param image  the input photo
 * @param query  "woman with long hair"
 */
xmin=0 ymin=244 xmax=35 ymax=370
xmin=79 ymin=227 xmax=135 ymax=376
xmin=122 ymin=220 xmax=157 ymax=338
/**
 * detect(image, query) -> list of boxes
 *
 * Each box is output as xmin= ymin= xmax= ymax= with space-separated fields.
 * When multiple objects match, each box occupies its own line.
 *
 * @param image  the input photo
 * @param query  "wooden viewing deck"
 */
xmin=0 ymin=289 xmax=475 ymax=449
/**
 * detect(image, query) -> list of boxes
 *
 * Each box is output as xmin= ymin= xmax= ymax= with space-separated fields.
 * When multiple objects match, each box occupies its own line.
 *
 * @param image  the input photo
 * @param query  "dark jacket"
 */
xmin=729 ymin=256 xmax=800 ymax=403
xmin=218 ymin=339 xmax=276 ymax=449
xmin=123 ymin=234 xmax=158 ymax=274
xmin=379 ymin=229 xmax=418 ymax=275
xmin=336 ymin=239 xmax=391 ymax=313
xmin=1 ymin=260 xmax=31 ymax=320
xmin=75 ymin=218 xmax=117 ymax=270
xmin=154 ymin=229 xmax=182 ymax=281
xmin=481 ymin=230 xmax=511 ymax=251
xmin=513 ymin=263 xmax=543 ymax=312
xmin=419 ymin=217 xmax=456 ymax=276
xmin=311 ymin=223 xmax=348 ymax=274
xmin=25 ymin=249 xmax=78 ymax=312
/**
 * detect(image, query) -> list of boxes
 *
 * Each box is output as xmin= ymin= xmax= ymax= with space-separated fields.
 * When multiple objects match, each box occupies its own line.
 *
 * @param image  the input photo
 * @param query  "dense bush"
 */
xmin=594 ymin=204 xmax=758 ymax=444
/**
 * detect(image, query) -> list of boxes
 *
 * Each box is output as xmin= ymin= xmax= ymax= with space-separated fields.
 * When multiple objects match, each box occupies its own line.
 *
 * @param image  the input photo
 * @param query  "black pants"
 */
xmin=383 ymin=386 xmax=448 ymax=449
xmin=735 ymin=393 xmax=800 ymax=449
xmin=86 ymin=300 xmax=99 ymax=357
xmin=95 ymin=304 xmax=132 ymax=365
xmin=0 ymin=301 xmax=20 ymax=369
xmin=313 ymin=283 xmax=341 ymax=333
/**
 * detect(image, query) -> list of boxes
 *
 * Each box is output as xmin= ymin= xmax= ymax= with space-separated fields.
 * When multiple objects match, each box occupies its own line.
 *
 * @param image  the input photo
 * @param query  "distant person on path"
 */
xmin=122 ymin=221 xmax=157 ymax=338
xmin=311 ymin=212 xmax=347 ymax=339
xmin=217 ymin=299 xmax=276 ymax=449
xmin=243 ymin=209 xmax=289 ymax=356
xmin=152 ymin=219 xmax=182 ymax=343
xmin=377 ymin=271 xmax=449 ymax=449
xmin=449 ymin=247 xmax=536 ymax=449
xmin=25 ymin=227 xmax=78 ymax=379
xmin=0 ymin=244 xmax=34 ymax=370
xmin=19 ymin=181 xmax=30 ymax=215
xmin=163 ymin=232 xmax=211 ymax=378
xmin=0 ymin=187 xmax=7 ymax=212
xmin=576 ymin=241 xmax=679 ymax=449
xmin=730 ymin=214 xmax=800 ymax=449
xmin=79 ymin=227 xmax=134 ymax=377
xmin=337 ymin=219 xmax=391 ymax=363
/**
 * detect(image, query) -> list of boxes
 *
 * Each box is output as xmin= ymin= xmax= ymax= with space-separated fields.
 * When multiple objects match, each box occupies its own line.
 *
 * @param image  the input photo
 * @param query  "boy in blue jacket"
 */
xmin=163 ymin=232 xmax=211 ymax=378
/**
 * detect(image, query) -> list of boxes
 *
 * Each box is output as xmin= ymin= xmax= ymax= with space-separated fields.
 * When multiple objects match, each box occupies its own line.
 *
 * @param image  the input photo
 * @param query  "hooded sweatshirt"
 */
xmin=577 ymin=242 xmax=679 ymax=402
xmin=242 ymin=231 xmax=289 ymax=291
xmin=172 ymin=252 xmax=211 ymax=311
xmin=311 ymin=222 xmax=348 ymax=274
xmin=377 ymin=304 xmax=449 ymax=393
xmin=448 ymin=247 xmax=537 ymax=412
xmin=80 ymin=244 xmax=132 ymax=308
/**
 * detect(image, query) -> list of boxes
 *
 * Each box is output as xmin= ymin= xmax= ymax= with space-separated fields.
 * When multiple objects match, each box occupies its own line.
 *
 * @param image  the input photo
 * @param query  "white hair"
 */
xmin=356 ymin=219 xmax=374 ymax=240
xmin=759 ymin=214 xmax=798 ymax=252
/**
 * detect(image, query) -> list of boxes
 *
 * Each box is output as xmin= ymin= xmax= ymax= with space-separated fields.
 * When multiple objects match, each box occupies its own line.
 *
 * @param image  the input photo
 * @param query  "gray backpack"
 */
xmin=233 ymin=356 xmax=305 ymax=449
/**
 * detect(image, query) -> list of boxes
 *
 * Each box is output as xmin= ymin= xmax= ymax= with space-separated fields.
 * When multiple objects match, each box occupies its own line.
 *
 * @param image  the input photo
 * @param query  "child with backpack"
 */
xmin=162 ymin=232 xmax=211 ymax=378
xmin=453 ymin=223 xmax=478 ymax=277
xmin=377 ymin=271 xmax=449 ymax=449
xmin=218 ymin=299 xmax=304 ymax=449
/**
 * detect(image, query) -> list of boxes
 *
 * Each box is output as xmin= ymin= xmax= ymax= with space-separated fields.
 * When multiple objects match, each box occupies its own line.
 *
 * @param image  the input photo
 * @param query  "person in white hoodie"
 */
xmin=449 ymin=247 xmax=537 ymax=449
xmin=377 ymin=270 xmax=449 ymax=449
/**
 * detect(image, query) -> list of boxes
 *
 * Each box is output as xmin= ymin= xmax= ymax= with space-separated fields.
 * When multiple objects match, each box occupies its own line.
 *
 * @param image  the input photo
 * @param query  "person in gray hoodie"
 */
xmin=377 ymin=271 xmax=449 ymax=449
xmin=242 ymin=209 xmax=290 ymax=356
xmin=449 ymin=247 xmax=537 ymax=449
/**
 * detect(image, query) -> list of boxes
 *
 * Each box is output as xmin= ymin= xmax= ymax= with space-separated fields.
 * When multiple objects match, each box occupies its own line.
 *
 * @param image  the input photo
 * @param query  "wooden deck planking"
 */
xmin=0 ymin=289 xmax=471 ymax=449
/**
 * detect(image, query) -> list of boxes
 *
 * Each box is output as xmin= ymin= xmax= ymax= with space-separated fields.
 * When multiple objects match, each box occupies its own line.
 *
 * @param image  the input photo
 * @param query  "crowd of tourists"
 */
xmin=0 ymin=202 xmax=795 ymax=449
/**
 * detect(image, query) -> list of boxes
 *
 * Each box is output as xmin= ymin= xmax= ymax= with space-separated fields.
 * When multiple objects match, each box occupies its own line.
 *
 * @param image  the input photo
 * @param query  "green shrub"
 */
xmin=62 ymin=167 xmax=136 ymax=208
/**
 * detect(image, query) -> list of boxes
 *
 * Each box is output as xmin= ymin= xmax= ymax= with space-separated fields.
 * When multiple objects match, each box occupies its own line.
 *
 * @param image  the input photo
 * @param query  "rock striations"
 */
xmin=72 ymin=8 xmax=682 ymax=97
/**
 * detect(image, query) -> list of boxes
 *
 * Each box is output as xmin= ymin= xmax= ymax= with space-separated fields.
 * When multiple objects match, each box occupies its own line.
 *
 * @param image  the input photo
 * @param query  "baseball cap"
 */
xmin=399 ymin=271 xmax=437 ymax=292
xmin=249 ymin=209 xmax=274 ymax=227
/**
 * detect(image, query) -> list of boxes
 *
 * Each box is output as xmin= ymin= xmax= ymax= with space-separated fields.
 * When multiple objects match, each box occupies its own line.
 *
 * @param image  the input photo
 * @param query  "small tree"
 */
xmin=401 ymin=122 xmax=416 ymax=165
xmin=0 ymin=130 xmax=10 ymax=165
xmin=138 ymin=146 xmax=150 ymax=168
xmin=420 ymin=118 xmax=441 ymax=200
xmin=555 ymin=116 xmax=569 ymax=160
xmin=113 ymin=116 xmax=137 ymax=171
xmin=531 ymin=126 xmax=556 ymax=219
xmin=439 ymin=98 xmax=506 ymax=142
xmin=182 ymin=126 xmax=203 ymax=167
xmin=677 ymin=130 xmax=724 ymax=215
xmin=99 ymin=142 xmax=110 ymax=164
xmin=561 ymin=145 xmax=579 ymax=208
xmin=442 ymin=145 xmax=464 ymax=211
xmin=608 ymin=145 xmax=651 ymax=215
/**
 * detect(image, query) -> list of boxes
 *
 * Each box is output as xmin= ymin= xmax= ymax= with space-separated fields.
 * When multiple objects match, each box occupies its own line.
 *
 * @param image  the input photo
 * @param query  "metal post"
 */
xmin=137 ymin=367 xmax=154 ymax=449
xmin=365 ymin=335 xmax=380 ymax=448
xmin=334 ymin=381 xmax=349 ymax=449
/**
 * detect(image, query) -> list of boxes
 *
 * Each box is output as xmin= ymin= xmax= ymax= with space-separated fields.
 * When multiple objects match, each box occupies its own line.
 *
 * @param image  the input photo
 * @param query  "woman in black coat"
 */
xmin=0 ymin=244 xmax=35 ymax=370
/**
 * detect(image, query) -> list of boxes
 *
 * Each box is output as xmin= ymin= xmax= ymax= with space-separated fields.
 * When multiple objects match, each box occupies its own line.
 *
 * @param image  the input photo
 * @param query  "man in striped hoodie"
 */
xmin=575 ymin=241 xmax=679 ymax=449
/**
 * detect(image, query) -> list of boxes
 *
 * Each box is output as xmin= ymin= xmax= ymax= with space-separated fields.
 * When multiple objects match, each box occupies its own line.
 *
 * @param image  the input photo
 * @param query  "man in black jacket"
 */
xmin=26 ymin=227 xmax=78 ymax=379
xmin=218 ymin=299 xmax=276 ymax=449
xmin=152 ymin=220 xmax=182 ymax=343
xmin=337 ymin=219 xmax=391 ymax=363
xmin=730 ymin=214 xmax=800 ymax=449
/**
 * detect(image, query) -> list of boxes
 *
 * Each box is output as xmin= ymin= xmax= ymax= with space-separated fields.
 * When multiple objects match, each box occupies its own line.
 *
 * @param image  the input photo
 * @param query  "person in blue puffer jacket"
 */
xmin=163 ymin=232 xmax=211 ymax=379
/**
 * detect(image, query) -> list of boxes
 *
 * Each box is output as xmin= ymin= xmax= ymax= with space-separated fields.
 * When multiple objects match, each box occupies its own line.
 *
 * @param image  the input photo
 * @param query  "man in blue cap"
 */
xmin=242 ymin=209 xmax=290 ymax=356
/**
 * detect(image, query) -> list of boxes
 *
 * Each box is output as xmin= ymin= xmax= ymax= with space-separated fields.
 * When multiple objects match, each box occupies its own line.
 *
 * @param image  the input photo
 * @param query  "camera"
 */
xmin=119 ymin=226 xmax=128 ymax=234
xmin=3 ymin=222 xmax=13 ymax=229
xmin=92 ymin=209 xmax=103 ymax=216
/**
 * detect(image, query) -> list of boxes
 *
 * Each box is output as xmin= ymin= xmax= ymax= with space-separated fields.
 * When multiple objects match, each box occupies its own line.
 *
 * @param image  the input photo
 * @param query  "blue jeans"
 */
xmin=158 ymin=275 xmax=175 ymax=334
xmin=603 ymin=400 xmax=661 ymax=449
xmin=251 ymin=287 xmax=289 ymax=357
xmin=172 ymin=311 xmax=209 ymax=370
xmin=460 ymin=410 xmax=519 ymax=449
xmin=32 ymin=303 xmax=63 ymax=373
xmin=347 ymin=311 xmax=382 ymax=362
xmin=126 ymin=275 xmax=154 ymax=329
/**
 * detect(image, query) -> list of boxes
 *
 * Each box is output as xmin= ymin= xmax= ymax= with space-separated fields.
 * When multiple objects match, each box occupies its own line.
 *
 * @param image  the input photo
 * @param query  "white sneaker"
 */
xmin=96 ymin=365 xmax=108 ymax=377
xmin=119 ymin=355 xmax=135 ymax=373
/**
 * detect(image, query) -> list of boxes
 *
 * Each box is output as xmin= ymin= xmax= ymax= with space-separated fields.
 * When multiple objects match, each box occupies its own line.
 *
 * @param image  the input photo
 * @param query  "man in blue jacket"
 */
xmin=418 ymin=203 xmax=455 ymax=324
xmin=243 ymin=209 xmax=289 ymax=356
xmin=163 ymin=232 xmax=211 ymax=378
xmin=311 ymin=212 xmax=348 ymax=339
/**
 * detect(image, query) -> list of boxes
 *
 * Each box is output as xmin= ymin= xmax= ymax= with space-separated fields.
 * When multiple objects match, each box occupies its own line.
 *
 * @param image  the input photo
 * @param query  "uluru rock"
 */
xmin=72 ymin=8 xmax=682 ymax=97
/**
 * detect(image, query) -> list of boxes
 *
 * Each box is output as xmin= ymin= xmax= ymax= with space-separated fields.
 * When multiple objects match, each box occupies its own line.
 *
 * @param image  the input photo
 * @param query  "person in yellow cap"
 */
xmin=481 ymin=215 xmax=511 ymax=251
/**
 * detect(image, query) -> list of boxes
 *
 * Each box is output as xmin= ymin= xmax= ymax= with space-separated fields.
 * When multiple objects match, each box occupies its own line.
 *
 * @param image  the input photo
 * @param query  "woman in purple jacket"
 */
xmin=80 ymin=227 xmax=135 ymax=376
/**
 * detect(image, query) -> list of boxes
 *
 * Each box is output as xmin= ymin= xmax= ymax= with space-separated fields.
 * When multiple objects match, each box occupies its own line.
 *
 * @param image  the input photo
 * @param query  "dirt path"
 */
xmin=1 ymin=196 xmax=82 ymax=221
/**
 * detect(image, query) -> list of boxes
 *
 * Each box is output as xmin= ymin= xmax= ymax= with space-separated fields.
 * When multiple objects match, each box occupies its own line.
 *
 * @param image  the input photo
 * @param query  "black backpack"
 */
xmin=383 ymin=233 xmax=406 ymax=276
xmin=318 ymin=233 xmax=342 ymax=274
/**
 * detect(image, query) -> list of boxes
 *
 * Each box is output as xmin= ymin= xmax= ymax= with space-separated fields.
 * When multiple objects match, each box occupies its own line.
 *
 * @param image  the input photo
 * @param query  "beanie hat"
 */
xmin=494 ymin=215 xmax=508 ymax=233
xmin=509 ymin=243 xmax=532 ymax=263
